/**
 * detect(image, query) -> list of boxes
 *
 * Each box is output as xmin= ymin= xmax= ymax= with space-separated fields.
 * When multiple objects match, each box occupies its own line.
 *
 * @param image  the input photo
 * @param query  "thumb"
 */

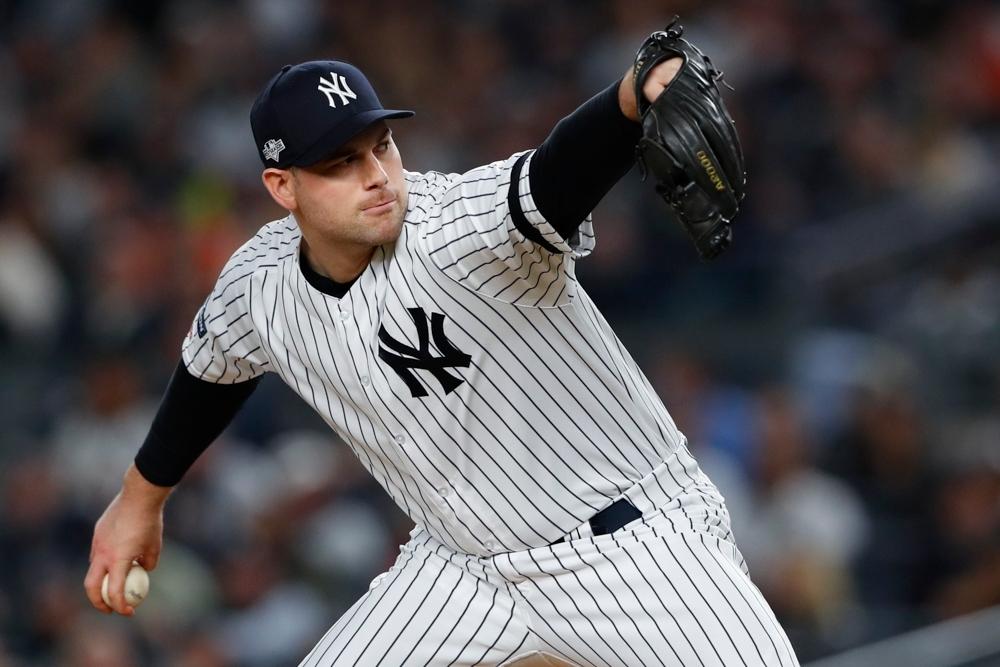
xmin=136 ymin=548 xmax=160 ymax=572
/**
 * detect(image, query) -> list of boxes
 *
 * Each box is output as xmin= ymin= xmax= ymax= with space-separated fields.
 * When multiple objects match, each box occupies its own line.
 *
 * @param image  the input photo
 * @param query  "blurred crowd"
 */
xmin=0 ymin=0 xmax=998 ymax=665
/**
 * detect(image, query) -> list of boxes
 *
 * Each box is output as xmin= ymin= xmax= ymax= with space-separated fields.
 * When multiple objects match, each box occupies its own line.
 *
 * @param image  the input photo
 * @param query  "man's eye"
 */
xmin=376 ymin=141 xmax=390 ymax=152
xmin=320 ymin=160 xmax=347 ymax=173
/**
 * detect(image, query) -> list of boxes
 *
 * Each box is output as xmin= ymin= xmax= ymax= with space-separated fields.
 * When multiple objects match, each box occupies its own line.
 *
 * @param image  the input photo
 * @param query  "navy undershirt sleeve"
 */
xmin=528 ymin=79 xmax=642 ymax=239
xmin=134 ymin=360 xmax=261 ymax=487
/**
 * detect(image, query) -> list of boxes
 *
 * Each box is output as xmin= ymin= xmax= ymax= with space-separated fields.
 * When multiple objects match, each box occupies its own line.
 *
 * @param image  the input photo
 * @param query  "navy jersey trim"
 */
xmin=299 ymin=247 xmax=360 ymax=298
xmin=507 ymin=153 xmax=562 ymax=255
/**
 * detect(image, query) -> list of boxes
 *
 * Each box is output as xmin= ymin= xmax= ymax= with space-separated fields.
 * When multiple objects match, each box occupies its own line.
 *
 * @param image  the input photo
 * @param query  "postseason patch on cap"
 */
xmin=263 ymin=138 xmax=286 ymax=162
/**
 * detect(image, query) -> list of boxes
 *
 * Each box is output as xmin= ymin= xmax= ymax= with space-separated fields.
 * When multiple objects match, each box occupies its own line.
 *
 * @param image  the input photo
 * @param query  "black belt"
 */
xmin=550 ymin=497 xmax=643 ymax=545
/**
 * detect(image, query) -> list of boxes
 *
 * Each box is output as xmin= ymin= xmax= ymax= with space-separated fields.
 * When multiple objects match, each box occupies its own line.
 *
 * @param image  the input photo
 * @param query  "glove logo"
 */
xmin=696 ymin=151 xmax=726 ymax=192
xmin=317 ymin=73 xmax=358 ymax=108
xmin=377 ymin=307 xmax=471 ymax=398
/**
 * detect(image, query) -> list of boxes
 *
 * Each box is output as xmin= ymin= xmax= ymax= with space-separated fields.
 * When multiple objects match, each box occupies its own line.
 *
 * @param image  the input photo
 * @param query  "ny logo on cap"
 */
xmin=318 ymin=73 xmax=358 ymax=108
xmin=262 ymin=138 xmax=285 ymax=162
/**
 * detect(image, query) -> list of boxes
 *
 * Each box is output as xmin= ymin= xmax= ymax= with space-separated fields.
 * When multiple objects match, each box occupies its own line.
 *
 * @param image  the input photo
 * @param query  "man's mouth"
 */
xmin=363 ymin=196 xmax=397 ymax=214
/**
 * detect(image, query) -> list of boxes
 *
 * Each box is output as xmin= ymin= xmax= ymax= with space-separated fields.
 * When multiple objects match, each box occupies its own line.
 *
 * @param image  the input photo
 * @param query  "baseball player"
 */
xmin=86 ymin=21 xmax=798 ymax=667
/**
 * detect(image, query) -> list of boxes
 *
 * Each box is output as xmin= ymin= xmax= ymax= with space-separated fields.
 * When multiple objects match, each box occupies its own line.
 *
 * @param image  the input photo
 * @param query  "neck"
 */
xmin=299 ymin=234 xmax=373 ymax=284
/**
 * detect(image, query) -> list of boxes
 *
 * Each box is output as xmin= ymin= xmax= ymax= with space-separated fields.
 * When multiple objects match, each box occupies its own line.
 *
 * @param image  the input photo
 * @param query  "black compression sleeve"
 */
xmin=134 ymin=360 xmax=262 ymax=486
xmin=528 ymin=80 xmax=642 ymax=239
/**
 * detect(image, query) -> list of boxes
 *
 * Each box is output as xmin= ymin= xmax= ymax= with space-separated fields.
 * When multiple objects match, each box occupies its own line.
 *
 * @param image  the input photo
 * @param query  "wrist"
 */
xmin=618 ymin=68 xmax=639 ymax=123
xmin=121 ymin=463 xmax=173 ymax=508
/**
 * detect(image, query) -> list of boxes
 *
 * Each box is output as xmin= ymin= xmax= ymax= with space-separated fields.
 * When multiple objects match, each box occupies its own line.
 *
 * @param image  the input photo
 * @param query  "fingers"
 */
xmin=84 ymin=557 xmax=137 ymax=616
xmin=105 ymin=559 xmax=137 ymax=616
xmin=84 ymin=558 xmax=112 ymax=614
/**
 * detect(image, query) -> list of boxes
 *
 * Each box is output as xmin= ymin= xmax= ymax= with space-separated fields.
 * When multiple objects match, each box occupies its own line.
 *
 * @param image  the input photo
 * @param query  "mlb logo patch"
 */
xmin=196 ymin=306 xmax=208 ymax=338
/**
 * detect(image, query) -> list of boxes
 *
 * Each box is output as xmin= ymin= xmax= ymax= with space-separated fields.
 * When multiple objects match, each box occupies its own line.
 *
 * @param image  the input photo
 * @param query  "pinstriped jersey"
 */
xmin=182 ymin=150 xmax=701 ymax=556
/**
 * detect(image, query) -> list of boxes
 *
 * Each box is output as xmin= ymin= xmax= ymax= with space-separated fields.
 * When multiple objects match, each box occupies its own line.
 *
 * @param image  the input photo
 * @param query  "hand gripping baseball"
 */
xmin=633 ymin=17 xmax=747 ymax=260
xmin=84 ymin=464 xmax=168 ymax=615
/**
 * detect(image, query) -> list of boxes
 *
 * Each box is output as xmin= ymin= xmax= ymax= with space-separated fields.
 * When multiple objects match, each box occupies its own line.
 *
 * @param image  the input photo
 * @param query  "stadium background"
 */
xmin=0 ymin=0 xmax=998 ymax=665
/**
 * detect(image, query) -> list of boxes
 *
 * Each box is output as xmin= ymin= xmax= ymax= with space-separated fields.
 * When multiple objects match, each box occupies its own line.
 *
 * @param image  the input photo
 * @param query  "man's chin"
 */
xmin=369 ymin=211 xmax=404 ymax=245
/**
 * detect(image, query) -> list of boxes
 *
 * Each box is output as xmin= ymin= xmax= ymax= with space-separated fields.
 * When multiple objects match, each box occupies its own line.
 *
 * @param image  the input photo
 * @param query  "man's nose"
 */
xmin=362 ymin=152 xmax=389 ymax=188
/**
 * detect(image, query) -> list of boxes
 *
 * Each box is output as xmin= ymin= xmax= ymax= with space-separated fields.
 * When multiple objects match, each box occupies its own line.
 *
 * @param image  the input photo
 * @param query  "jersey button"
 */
xmin=393 ymin=434 xmax=406 ymax=445
xmin=438 ymin=486 xmax=450 ymax=497
xmin=360 ymin=375 xmax=371 ymax=386
xmin=338 ymin=310 xmax=350 ymax=321
xmin=483 ymin=540 xmax=497 ymax=551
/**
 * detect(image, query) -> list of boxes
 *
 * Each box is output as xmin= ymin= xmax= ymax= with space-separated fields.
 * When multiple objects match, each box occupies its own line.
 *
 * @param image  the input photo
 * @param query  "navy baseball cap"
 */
xmin=250 ymin=60 xmax=414 ymax=168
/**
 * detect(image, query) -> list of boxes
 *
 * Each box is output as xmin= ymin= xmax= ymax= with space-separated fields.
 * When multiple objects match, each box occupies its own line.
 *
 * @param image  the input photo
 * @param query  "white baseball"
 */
xmin=101 ymin=562 xmax=149 ymax=609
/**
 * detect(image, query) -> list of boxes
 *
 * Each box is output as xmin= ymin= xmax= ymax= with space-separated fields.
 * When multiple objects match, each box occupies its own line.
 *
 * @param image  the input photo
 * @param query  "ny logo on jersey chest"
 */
xmin=378 ymin=307 xmax=471 ymax=398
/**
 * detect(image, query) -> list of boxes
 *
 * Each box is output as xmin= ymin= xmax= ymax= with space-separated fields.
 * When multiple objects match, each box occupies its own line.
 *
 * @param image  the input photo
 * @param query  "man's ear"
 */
xmin=261 ymin=168 xmax=296 ymax=211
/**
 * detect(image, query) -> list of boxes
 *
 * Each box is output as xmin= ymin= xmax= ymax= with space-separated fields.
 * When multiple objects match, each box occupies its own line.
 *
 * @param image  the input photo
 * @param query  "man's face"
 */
xmin=289 ymin=121 xmax=406 ymax=252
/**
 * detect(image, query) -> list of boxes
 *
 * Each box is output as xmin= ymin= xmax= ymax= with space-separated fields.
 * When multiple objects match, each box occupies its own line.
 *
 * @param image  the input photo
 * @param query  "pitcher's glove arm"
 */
xmin=633 ymin=18 xmax=747 ymax=260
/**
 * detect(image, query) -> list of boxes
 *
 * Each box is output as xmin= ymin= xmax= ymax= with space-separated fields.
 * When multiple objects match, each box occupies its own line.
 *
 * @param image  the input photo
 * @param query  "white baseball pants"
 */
xmin=299 ymin=461 xmax=798 ymax=666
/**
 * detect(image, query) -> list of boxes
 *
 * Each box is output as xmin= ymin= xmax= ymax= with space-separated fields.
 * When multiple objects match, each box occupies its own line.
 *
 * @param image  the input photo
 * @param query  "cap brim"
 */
xmin=291 ymin=109 xmax=415 ymax=167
